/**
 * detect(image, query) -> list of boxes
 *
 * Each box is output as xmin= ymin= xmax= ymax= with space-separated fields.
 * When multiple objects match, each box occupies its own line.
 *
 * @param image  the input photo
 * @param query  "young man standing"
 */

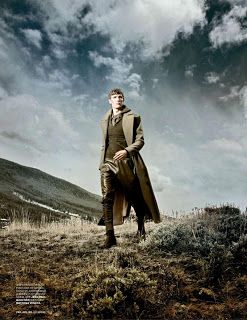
xmin=98 ymin=88 xmax=161 ymax=248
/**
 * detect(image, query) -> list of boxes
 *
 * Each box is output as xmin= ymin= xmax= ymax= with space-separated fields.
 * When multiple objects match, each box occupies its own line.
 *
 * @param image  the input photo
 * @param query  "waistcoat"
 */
xmin=105 ymin=118 xmax=128 ymax=160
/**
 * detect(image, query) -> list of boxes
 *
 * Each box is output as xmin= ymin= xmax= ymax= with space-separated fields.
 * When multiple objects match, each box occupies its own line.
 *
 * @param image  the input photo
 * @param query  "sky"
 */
xmin=0 ymin=0 xmax=246 ymax=214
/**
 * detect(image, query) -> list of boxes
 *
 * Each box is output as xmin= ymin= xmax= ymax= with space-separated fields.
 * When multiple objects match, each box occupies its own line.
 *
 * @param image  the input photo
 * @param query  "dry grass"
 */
xmin=1 ymin=207 xmax=247 ymax=319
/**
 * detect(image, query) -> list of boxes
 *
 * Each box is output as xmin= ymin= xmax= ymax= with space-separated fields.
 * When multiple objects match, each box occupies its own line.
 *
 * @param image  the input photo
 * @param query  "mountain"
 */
xmin=0 ymin=158 xmax=102 ymax=222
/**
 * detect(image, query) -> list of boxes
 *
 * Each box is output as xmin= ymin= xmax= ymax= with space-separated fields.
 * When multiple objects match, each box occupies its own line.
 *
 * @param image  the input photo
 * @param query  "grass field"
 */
xmin=1 ymin=205 xmax=246 ymax=319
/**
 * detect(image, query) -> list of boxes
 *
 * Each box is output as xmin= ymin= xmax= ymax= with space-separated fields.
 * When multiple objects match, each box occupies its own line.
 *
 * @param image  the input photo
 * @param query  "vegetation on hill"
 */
xmin=1 ymin=205 xmax=246 ymax=319
xmin=0 ymin=158 xmax=102 ymax=222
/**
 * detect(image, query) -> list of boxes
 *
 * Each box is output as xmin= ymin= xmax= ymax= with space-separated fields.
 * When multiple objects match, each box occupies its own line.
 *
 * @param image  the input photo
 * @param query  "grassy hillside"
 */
xmin=0 ymin=158 xmax=102 ymax=222
xmin=1 ymin=205 xmax=246 ymax=319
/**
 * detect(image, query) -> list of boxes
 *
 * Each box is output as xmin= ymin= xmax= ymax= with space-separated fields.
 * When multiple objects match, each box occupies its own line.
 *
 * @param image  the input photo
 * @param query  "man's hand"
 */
xmin=113 ymin=150 xmax=128 ymax=161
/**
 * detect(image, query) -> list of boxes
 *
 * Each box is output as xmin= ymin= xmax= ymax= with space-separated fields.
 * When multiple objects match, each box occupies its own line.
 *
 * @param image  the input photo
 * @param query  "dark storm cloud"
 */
xmin=131 ymin=0 xmax=246 ymax=103
xmin=0 ymin=0 xmax=107 ymax=97
xmin=1 ymin=0 xmax=245 ymax=100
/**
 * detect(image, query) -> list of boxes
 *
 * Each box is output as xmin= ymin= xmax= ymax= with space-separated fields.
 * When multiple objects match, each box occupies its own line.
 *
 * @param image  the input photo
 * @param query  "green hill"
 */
xmin=0 ymin=158 xmax=102 ymax=222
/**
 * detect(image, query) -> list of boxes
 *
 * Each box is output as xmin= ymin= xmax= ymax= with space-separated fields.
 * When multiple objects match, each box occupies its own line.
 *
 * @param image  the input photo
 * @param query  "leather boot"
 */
xmin=103 ymin=229 xmax=117 ymax=249
xmin=101 ymin=193 xmax=116 ymax=248
xmin=136 ymin=218 xmax=146 ymax=240
xmin=101 ymin=205 xmax=116 ymax=249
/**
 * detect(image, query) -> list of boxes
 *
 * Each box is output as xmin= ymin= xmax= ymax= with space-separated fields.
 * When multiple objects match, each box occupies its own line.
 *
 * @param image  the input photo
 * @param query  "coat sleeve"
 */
xmin=99 ymin=120 xmax=106 ymax=170
xmin=125 ymin=115 xmax=145 ymax=156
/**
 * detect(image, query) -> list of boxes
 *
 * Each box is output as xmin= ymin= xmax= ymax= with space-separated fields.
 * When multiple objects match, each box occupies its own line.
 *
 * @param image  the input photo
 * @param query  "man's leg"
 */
xmin=117 ymin=160 xmax=146 ymax=238
xmin=128 ymin=178 xmax=146 ymax=238
xmin=100 ymin=164 xmax=117 ymax=248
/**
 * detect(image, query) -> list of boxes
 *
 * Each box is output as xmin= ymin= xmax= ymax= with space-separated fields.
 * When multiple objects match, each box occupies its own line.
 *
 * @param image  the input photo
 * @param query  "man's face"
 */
xmin=108 ymin=94 xmax=124 ymax=111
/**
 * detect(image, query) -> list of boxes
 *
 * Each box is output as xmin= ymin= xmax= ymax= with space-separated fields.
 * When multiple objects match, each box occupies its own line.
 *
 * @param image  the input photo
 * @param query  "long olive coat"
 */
xmin=99 ymin=106 xmax=161 ymax=225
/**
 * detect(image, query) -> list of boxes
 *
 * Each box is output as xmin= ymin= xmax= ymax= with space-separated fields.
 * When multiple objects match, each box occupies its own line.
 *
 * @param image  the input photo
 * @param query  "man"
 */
xmin=98 ymin=88 xmax=161 ymax=248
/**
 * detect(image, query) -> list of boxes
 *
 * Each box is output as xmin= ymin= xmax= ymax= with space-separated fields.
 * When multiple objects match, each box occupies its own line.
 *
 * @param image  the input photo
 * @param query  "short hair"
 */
xmin=108 ymin=88 xmax=124 ymax=99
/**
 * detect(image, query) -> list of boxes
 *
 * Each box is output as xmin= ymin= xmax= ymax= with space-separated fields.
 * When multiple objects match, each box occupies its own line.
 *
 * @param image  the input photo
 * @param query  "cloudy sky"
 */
xmin=0 ymin=0 xmax=246 ymax=214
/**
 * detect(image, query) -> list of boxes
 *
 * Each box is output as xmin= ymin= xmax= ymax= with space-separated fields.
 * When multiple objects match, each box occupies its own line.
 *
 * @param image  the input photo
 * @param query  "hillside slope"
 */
xmin=0 ymin=158 xmax=102 ymax=221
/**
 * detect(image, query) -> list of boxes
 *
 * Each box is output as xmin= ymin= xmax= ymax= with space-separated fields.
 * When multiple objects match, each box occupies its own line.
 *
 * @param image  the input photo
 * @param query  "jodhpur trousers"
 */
xmin=100 ymin=158 xmax=146 ymax=231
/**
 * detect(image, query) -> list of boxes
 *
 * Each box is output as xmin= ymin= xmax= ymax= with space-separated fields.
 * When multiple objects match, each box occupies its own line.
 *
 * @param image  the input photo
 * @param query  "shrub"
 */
xmin=142 ymin=220 xmax=216 ymax=256
xmin=142 ymin=205 xmax=247 ymax=258
xmin=71 ymin=266 xmax=156 ymax=319
xmin=205 ymin=244 xmax=232 ymax=284
xmin=112 ymin=247 xmax=139 ymax=269
xmin=231 ymin=234 xmax=247 ymax=272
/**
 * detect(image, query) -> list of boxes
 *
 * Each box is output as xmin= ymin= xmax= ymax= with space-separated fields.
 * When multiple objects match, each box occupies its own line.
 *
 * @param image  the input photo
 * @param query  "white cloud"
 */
xmin=22 ymin=29 xmax=43 ymax=49
xmin=144 ymin=138 xmax=193 ymax=188
xmin=61 ymin=88 xmax=72 ymax=97
xmin=73 ymin=94 xmax=88 ymax=104
xmin=219 ymin=85 xmax=247 ymax=118
xmin=0 ymin=16 xmax=17 ymax=42
xmin=240 ymin=85 xmax=247 ymax=118
xmin=185 ymin=65 xmax=197 ymax=78
xmin=0 ymin=86 xmax=8 ymax=99
xmin=34 ymin=0 xmax=206 ymax=60
xmin=0 ymin=36 xmax=8 ymax=59
xmin=84 ymin=0 xmax=206 ymax=59
xmin=148 ymin=165 xmax=173 ymax=192
xmin=124 ymin=73 xmax=142 ymax=99
xmin=48 ymin=69 xmax=72 ymax=90
xmin=210 ymin=5 xmax=247 ymax=47
xmin=37 ymin=0 xmax=86 ymax=34
xmin=240 ymin=86 xmax=247 ymax=105
xmin=89 ymin=51 xmax=132 ymax=79
xmin=53 ymin=47 xmax=67 ymax=59
xmin=89 ymin=51 xmax=142 ymax=98
xmin=0 ymin=30 xmax=74 ymax=103
xmin=0 ymin=94 xmax=78 ymax=153
xmin=200 ymin=138 xmax=244 ymax=153
xmin=219 ymin=85 xmax=240 ymax=102
xmin=48 ymin=33 xmax=68 ymax=59
xmin=205 ymin=72 xmax=220 ymax=84
xmin=152 ymin=78 xmax=159 ymax=88
xmin=29 ymin=1 xmax=88 ymax=60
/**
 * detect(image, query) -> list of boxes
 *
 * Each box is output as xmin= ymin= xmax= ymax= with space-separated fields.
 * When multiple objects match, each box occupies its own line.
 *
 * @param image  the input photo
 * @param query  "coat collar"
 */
xmin=101 ymin=105 xmax=133 ymax=121
xmin=101 ymin=105 xmax=134 ymax=145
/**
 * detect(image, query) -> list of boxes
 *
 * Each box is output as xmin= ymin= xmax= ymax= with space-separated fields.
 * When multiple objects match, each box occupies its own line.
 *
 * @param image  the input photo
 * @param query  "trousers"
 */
xmin=100 ymin=158 xmax=146 ymax=231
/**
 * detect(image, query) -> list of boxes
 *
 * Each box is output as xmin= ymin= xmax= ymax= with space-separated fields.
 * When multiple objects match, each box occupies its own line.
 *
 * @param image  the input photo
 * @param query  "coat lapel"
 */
xmin=122 ymin=112 xmax=134 ymax=145
xmin=101 ymin=109 xmax=111 ymax=140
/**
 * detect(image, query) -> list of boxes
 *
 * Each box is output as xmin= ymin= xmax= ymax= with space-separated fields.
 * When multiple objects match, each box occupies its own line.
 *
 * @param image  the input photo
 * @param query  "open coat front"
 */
xmin=99 ymin=106 xmax=161 ymax=225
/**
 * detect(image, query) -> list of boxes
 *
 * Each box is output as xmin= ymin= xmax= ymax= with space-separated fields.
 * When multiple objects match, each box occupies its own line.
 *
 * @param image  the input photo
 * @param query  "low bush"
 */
xmin=143 ymin=205 xmax=247 ymax=258
xmin=71 ymin=266 xmax=156 ymax=319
